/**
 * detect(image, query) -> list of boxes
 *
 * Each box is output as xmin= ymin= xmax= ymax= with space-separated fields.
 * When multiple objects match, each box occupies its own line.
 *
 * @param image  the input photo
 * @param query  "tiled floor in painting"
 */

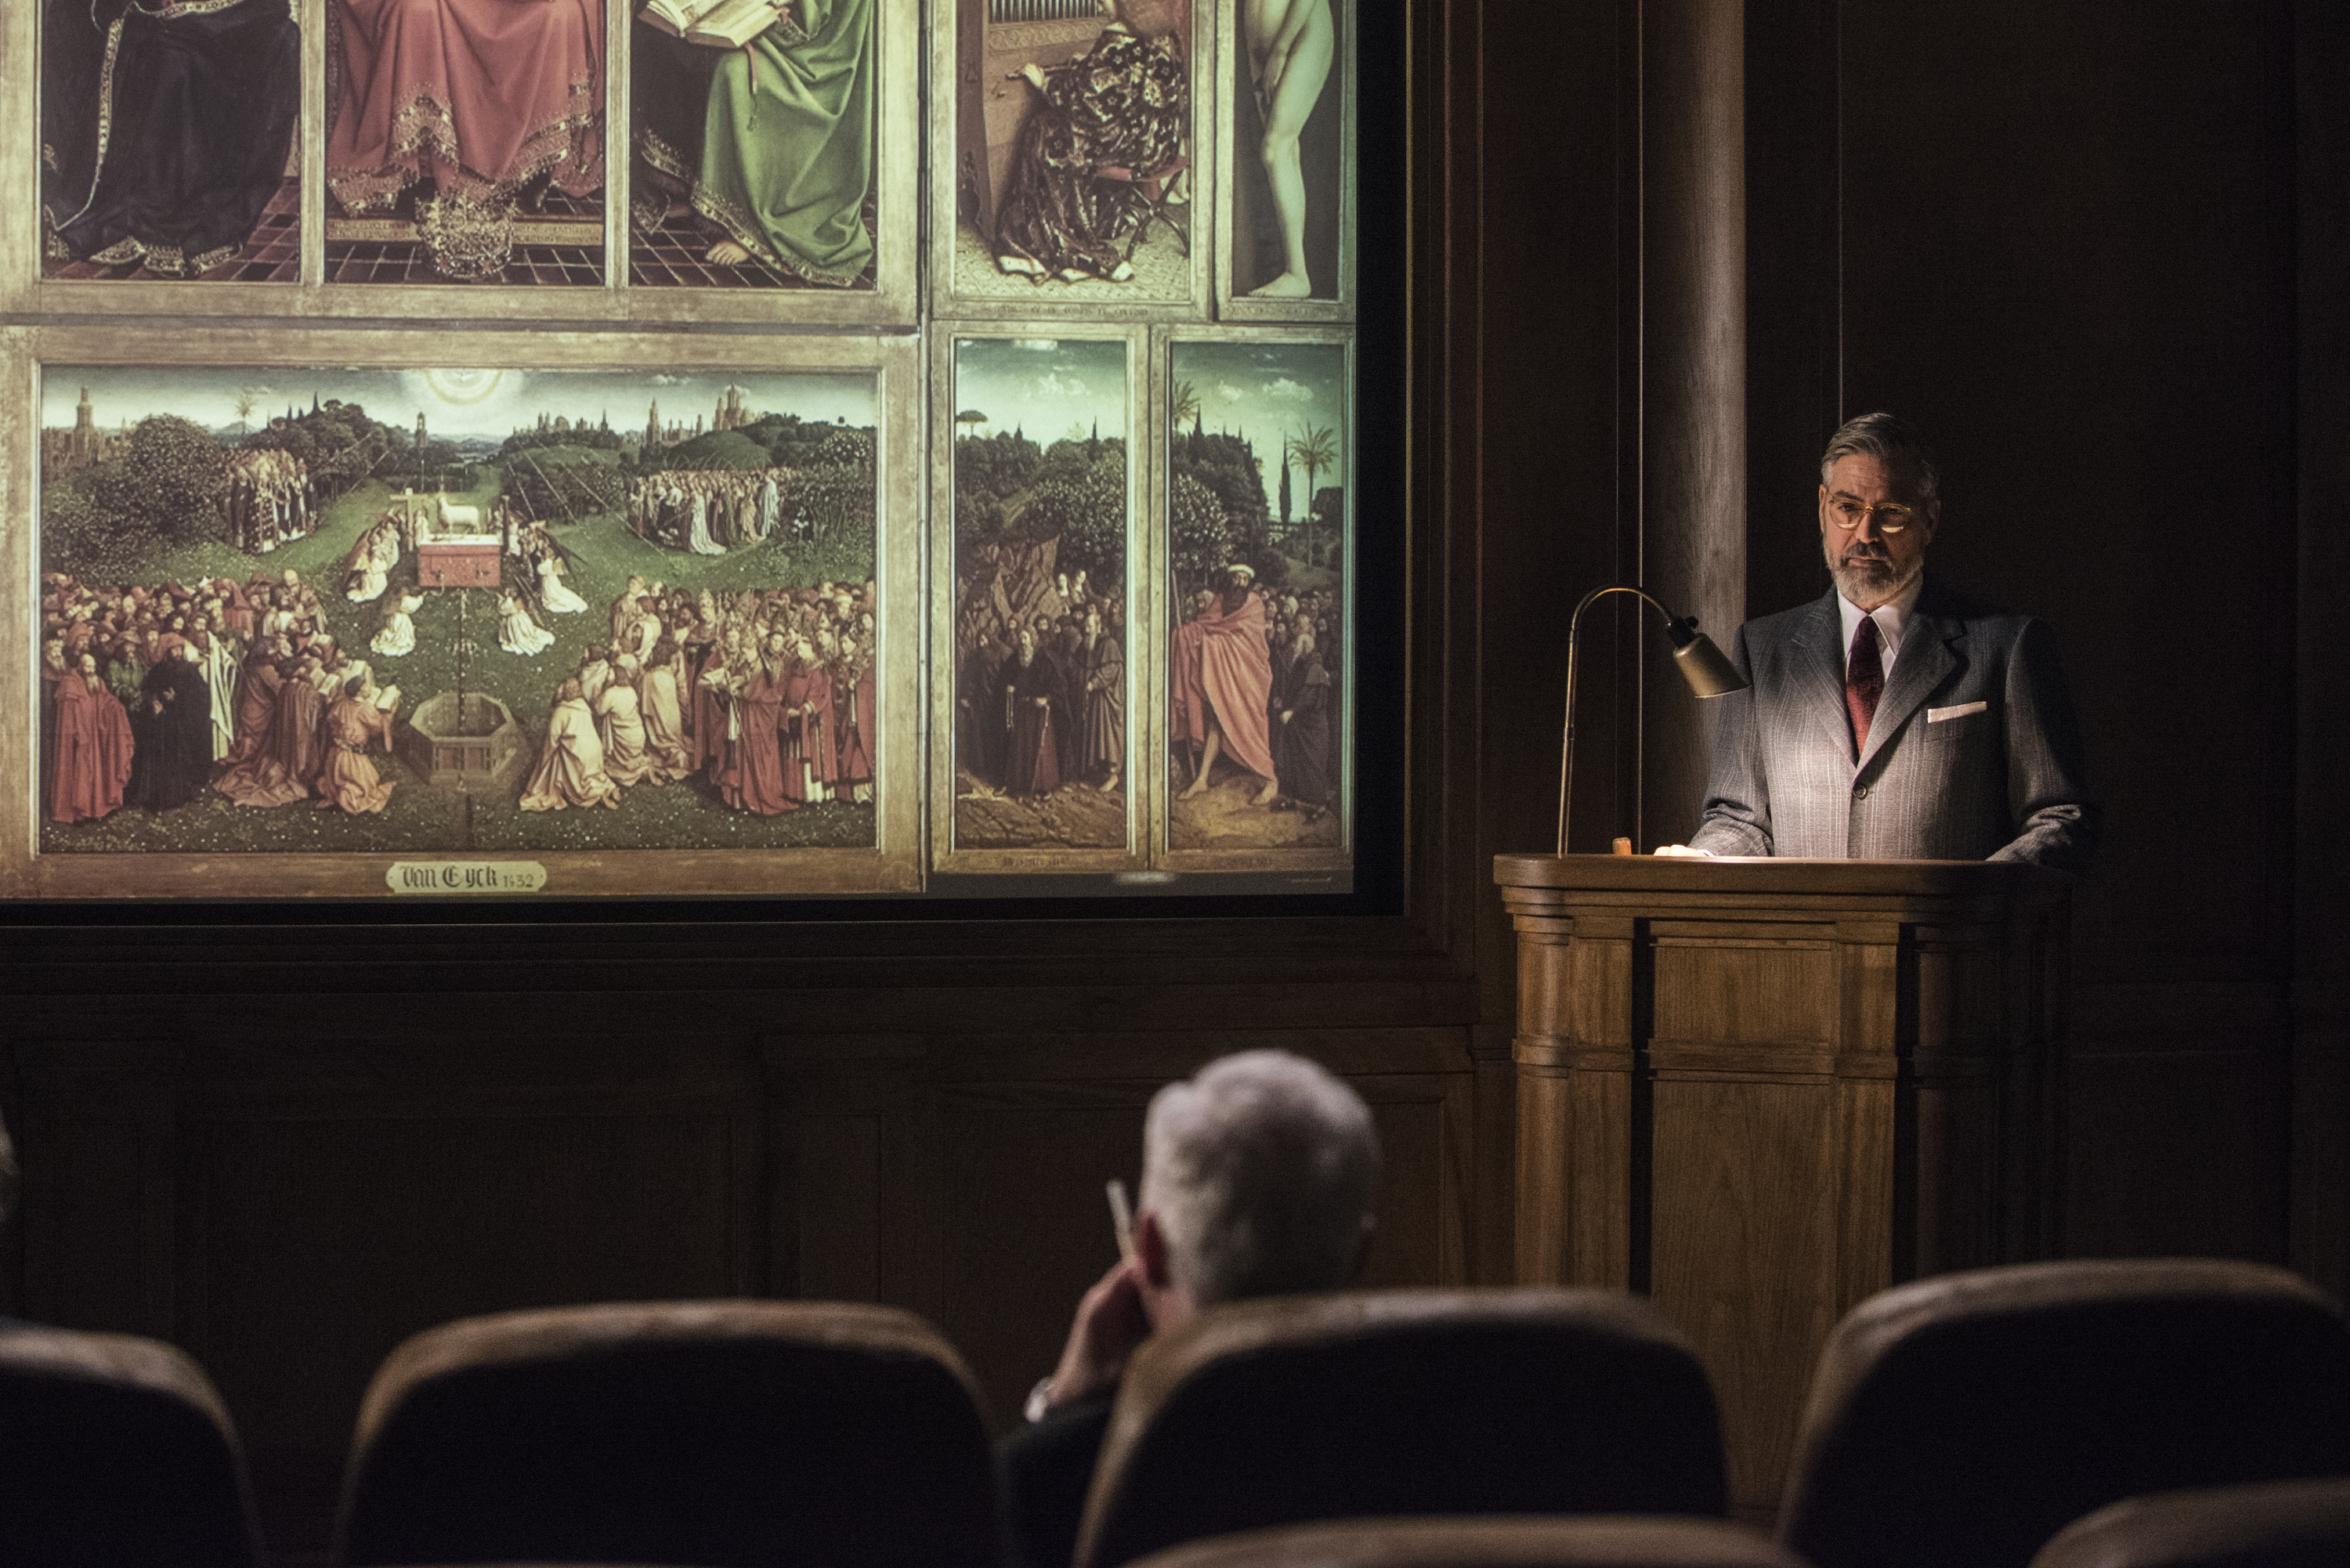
xmin=627 ymin=201 xmax=878 ymax=292
xmin=323 ymin=184 xmax=607 ymax=287
xmin=42 ymin=180 xmax=301 ymax=284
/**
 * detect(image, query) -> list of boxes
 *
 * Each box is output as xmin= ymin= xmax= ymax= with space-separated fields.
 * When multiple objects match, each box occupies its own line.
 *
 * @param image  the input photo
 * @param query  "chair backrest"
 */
xmin=332 ymin=1299 xmax=1000 ymax=1568
xmin=1075 ymin=1288 xmax=1728 ymax=1568
xmin=0 ymin=1323 xmax=263 ymax=1568
xmin=2029 ymin=1479 xmax=2350 ymax=1568
xmin=1123 ymin=1516 xmax=1811 ymax=1568
xmin=1778 ymin=1259 xmax=2350 ymax=1568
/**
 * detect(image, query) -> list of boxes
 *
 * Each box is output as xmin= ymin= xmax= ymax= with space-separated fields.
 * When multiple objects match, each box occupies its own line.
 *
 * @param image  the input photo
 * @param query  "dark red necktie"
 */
xmin=1846 ymin=616 xmax=1883 ymax=757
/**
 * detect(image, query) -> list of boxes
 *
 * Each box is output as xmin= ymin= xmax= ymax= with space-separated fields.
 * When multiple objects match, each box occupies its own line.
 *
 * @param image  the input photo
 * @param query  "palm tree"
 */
xmin=231 ymin=389 xmax=259 ymax=436
xmin=1171 ymin=378 xmax=1200 ymax=435
xmin=1286 ymin=425 xmax=1339 ymax=563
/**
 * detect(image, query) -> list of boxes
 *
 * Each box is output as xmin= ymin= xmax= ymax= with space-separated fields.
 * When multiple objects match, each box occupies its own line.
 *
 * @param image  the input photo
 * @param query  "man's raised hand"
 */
xmin=1043 ymin=1255 xmax=1150 ymax=1412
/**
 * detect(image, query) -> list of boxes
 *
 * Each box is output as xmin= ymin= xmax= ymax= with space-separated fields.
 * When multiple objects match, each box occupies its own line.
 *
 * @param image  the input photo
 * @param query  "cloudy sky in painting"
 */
xmin=39 ymin=366 xmax=877 ymax=440
xmin=1170 ymin=340 xmax=1347 ymax=475
xmin=953 ymin=338 xmax=1129 ymax=446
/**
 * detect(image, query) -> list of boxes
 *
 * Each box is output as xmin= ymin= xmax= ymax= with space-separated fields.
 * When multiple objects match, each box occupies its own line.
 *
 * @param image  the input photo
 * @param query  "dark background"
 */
xmin=1 ymin=0 xmax=2341 ymax=1552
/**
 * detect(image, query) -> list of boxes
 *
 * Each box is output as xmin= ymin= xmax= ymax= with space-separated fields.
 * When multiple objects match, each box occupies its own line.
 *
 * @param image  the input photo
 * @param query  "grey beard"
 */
xmin=1829 ymin=551 xmax=1918 ymax=603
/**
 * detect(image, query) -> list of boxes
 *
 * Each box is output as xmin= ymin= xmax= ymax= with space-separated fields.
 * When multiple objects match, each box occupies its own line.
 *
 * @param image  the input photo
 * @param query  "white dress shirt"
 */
xmin=1837 ymin=573 xmax=1925 ymax=682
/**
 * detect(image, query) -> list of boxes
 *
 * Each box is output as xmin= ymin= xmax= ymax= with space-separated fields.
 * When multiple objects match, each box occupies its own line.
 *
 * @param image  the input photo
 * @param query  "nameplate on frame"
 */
xmin=386 ymin=862 xmax=548 ymax=895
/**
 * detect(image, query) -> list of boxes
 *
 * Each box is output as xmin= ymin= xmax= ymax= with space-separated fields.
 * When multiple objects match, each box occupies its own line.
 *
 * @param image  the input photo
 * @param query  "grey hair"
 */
xmin=1141 ymin=1050 xmax=1379 ymax=1306
xmin=1820 ymin=411 xmax=1940 ymax=504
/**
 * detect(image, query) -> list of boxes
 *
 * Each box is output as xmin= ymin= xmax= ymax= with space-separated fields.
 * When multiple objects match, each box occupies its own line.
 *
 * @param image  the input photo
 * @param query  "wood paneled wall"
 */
xmin=0 ymin=923 xmax=1480 ymax=1541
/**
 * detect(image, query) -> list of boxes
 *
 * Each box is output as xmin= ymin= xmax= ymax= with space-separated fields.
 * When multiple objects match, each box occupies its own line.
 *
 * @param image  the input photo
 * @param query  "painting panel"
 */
xmin=945 ymin=334 xmax=1133 ymax=860
xmin=27 ymin=355 xmax=903 ymax=886
xmin=1166 ymin=335 xmax=1348 ymax=859
xmin=627 ymin=0 xmax=879 ymax=293
xmin=322 ymin=0 xmax=609 ymax=287
xmin=38 ymin=0 xmax=302 ymax=284
xmin=935 ymin=0 xmax=1207 ymax=317
xmin=1217 ymin=0 xmax=1353 ymax=320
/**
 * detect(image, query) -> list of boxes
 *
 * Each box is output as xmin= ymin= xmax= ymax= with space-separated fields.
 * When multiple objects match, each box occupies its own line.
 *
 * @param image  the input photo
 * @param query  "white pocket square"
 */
xmin=1928 ymin=700 xmax=1989 ymax=722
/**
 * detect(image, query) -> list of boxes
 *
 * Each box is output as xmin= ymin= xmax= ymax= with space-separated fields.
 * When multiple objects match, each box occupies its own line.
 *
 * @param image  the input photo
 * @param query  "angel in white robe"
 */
xmin=371 ymin=591 xmax=423 ymax=657
xmin=498 ymin=590 xmax=555 ymax=656
xmin=537 ymin=550 xmax=590 ymax=615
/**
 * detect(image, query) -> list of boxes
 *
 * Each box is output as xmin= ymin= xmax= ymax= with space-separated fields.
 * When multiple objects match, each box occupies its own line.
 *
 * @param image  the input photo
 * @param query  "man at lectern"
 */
xmin=1665 ymin=413 xmax=2099 ymax=870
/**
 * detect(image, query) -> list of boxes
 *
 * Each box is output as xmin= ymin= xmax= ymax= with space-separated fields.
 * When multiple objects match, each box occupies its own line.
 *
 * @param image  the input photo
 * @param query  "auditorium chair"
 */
xmin=1123 ymin=1516 xmax=1813 ymax=1568
xmin=331 ymin=1299 xmax=1000 ymax=1568
xmin=1777 ymin=1259 xmax=2350 ymax=1568
xmin=1072 ymin=1288 xmax=1729 ymax=1568
xmin=2029 ymin=1479 xmax=2350 ymax=1568
xmin=0 ymin=1322 xmax=265 ymax=1568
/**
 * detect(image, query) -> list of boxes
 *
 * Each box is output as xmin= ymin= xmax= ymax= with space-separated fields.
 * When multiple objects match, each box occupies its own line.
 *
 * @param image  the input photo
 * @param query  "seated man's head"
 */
xmin=1136 ymin=1050 xmax=1379 ymax=1326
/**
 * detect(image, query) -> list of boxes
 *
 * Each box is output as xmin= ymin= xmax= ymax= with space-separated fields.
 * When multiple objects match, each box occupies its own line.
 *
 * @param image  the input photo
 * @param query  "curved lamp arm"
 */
xmin=1556 ymin=585 xmax=1748 ymax=858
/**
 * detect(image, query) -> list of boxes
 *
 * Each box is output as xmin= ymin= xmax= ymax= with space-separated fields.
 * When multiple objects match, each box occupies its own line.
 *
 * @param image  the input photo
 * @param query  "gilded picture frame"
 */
xmin=2 ymin=324 xmax=924 ymax=899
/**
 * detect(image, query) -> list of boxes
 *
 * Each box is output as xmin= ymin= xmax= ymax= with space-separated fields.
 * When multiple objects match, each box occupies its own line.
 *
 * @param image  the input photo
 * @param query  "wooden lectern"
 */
xmin=1492 ymin=854 xmax=2072 ymax=1519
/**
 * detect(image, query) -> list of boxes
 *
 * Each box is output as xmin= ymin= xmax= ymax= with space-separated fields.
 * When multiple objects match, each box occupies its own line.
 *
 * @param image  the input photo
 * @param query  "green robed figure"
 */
xmin=631 ymin=0 xmax=875 ymax=287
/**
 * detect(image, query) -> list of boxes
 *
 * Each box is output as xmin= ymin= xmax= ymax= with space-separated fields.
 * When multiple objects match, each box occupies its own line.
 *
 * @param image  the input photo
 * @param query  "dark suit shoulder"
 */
xmin=1735 ymin=588 xmax=1838 ymax=646
xmin=1741 ymin=579 xmax=2044 ymax=641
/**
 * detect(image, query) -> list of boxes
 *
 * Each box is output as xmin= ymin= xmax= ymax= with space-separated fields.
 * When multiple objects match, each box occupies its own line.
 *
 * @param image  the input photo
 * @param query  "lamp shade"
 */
xmin=1672 ymin=632 xmax=1747 ymax=698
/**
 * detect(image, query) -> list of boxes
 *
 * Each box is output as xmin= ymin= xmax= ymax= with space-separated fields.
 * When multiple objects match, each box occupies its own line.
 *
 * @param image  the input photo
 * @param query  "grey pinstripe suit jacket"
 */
xmin=1685 ymin=578 xmax=2100 ymax=871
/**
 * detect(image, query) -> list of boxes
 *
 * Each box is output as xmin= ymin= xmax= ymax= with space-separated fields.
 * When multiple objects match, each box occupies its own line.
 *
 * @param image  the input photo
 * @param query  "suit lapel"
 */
xmin=1857 ymin=580 xmax=1963 ymax=772
xmin=1788 ymin=589 xmax=1857 ymax=764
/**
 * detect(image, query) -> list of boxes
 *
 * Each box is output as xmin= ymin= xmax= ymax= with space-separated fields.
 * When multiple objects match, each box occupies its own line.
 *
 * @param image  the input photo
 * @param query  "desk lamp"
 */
xmin=1556 ymin=586 xmax=1748 ymax=856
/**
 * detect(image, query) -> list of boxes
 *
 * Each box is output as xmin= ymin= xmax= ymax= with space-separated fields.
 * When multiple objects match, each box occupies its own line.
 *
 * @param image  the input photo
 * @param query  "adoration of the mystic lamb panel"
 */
xmin=950 ymin=338 xmax=1130 ymax=851
xmin=38 ymin=0 xmax=301 ymax=283
xmin=324 ymin=1 xmax=609 ymax=286
xmin=948 ymin=0 xmax=1197 ymax=305
xmin=631 ymin=0 xmax=880 ymax=291
xmin=1166 ymin=338 xmax=1346 ymax=852
xmin=34 ymin=367 xmax=881 ymax=855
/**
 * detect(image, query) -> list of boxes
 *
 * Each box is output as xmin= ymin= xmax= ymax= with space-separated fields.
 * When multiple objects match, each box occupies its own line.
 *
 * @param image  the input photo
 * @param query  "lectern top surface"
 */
xmin=1491 ymin=853 xmax=2069 ymax=902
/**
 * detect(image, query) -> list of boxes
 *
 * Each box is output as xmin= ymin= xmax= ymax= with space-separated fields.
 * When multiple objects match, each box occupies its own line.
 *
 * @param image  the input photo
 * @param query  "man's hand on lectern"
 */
xmin=1653 ymin=844 xmax=1714 ymax=858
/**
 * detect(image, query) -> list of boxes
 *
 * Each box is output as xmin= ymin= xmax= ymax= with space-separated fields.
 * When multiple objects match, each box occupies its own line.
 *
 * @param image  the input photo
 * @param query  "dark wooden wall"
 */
xmin=1 ymin=0 xmax=2340 ymax=1554
xmin=1745 ymin=0 xmax=2312 ymax=1268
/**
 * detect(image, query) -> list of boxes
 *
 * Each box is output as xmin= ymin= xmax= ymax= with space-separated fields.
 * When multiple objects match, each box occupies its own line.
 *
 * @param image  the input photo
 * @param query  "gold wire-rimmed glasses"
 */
xmin=1826 ymin=494 xmax=1917 ymax=533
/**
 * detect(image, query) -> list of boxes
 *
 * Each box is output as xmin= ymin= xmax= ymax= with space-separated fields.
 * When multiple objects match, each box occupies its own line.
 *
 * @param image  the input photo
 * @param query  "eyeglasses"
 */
xmin=1826 ymin=495 xmax=1918 ymax=533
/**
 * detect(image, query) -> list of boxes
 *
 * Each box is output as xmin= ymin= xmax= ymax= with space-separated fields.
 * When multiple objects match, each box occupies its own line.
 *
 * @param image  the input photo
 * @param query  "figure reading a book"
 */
xmin=992 ymin=0 xmax=1188 ymax=284
xmin=41 ymin=0 xmax=300 ymax=276
xmin=633 ymin=0 xmax=876 ymax=286
xmin=327 ymin=0 xmax=607 ymax=280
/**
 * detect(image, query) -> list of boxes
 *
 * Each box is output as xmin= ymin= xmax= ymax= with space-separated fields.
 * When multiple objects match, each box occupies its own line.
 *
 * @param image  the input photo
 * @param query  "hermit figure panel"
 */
xmin=324 ymin=0 xmax=609 ymax=287
xmin=34 ymin=365 xmax=884 ymax=856
xmin=1166 ymin=337 xmax=1347 ymax=854
xmin=39 ymin=0 xmax=302 ymax=283
xmin=949 ymin=336 xmax=1131 ymax=854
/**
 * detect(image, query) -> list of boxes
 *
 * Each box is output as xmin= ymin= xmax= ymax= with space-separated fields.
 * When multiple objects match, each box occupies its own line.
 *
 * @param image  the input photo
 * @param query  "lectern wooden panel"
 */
xmin=1494 ymin=854 xmax=2070 ymax=1518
